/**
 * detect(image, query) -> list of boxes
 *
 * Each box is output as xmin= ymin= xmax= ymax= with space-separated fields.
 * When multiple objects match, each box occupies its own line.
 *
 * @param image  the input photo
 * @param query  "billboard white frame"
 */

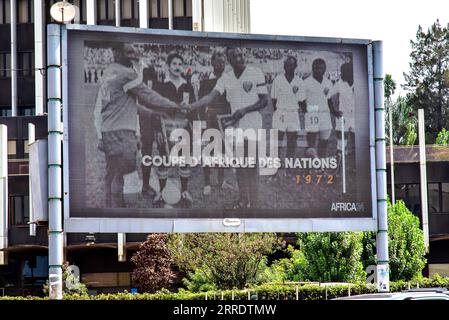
xmin=62 ymin=24 xmax=378 ymax=233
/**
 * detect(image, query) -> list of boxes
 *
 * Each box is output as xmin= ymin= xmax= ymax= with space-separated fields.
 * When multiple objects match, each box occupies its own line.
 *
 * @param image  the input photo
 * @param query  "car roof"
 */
xmin=404 ymin=287 xmax=449 ymax=294
xmin=334 ymin=292 xmax=449 ymax=300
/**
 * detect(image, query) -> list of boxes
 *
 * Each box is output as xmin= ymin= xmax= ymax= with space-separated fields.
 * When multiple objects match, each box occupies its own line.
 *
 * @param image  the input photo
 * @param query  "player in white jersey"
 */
xmin=189 ymin=47 xmax=269 ymax=209
xmin=331 ymin=63 xmax=355 ymax=133
xmin=271 ymin=55 xmax=304 ymax=176
xmin=300 ymin=58 xmax=340 ymax=158
xmin=330 ymin=62 xmax=355 ymax=175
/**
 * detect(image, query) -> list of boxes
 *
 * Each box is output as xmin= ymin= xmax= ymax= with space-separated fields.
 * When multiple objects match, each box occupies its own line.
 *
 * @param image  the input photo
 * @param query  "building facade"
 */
xmin=0 ymin=0 xmax=251 ymax=295
xmin=387 ymin=145 xmax=449 ymax=277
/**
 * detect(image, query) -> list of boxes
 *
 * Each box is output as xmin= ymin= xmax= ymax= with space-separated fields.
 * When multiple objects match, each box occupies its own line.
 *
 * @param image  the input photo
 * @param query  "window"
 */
xmin=5 ymin=52 xmax=11 ymax=77
xmin=18 ymin=0 xmax=33 ymax=23
xmin=172 ymin=0 xmax=191 ymax=17
xmin=392 ymin=183 xmax=421 ymax=215
xmin=18 ymin=106 xmax=34 ymax=116
xmin=72 ymin=0 xmax=87 ymax=23
xmin=122 ymin=0 xmax=138 ymax=20
xmin=173 ymin=0 xmax=183 ymax=17
xmin=7 ymin=140 xmax=16 ymax=159
xmin=149 ymin=0 xmax=159 ymax=18
xmin=0 ymin=108 xmax=11 ymax=117
xmin=18 ymin=52 xmax=34 ymax=77
xmin=428 ymin=183 xmax=441 ymax=213
xmin=0 ymin=0 xmax=11 ymax=24
xmin=186 ymin=0 xmax=191 ymax=16
xmin=97 ymin=0 xmax=115 ymax=21
xmin=0 ymin=53 xmax=11 ymax=78
xmin=0 ymin=53 xmax=6 ymax=77
xmin=9 ymin=195 xmax=30 ymax=225
xmin=23 ymin=256 xmax=49 ymax=286
xmin=161 ymin=0 xmax=168 ymax=18
xmin=442 ymin=183 xmax=449 ymax=212
xmin=24 ymin=139 xmax=29 ymax=155
xmin=391 ymin=182 xmax=449 ymax=215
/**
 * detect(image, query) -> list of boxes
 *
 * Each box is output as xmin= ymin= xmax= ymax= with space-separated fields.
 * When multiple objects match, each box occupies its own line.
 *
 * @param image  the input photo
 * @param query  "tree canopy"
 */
xmin=403 ymin=20 xmax=449 ymax=142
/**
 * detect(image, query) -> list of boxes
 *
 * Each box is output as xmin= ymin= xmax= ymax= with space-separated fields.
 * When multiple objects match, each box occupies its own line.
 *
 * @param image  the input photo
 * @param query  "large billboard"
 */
xmin=63 ymin=25 xmax=377 ymax=232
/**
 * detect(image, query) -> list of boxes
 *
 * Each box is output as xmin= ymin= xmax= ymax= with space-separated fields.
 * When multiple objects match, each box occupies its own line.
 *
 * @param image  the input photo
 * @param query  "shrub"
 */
xmin=387 ymin=200 xmax=427 ymax=280
xmin=362 ymin=200 xmax=427 ymax=281
xmin=296 ymin=232 xmax=366 ymax=282
xmin=131 ymin=234 xmax=176 ymax=293
xmin=3 ymin=275 xmax=449 ymax=300
xmin=167 ymin=233 xmax=283 ymax=290
xmin=436 ymin=128 xmax=449 ymax=145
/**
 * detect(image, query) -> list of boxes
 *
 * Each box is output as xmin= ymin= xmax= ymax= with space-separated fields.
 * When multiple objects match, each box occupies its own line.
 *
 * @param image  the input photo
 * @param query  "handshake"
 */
xmin=179 ymin=101 xmax=194 ymax=113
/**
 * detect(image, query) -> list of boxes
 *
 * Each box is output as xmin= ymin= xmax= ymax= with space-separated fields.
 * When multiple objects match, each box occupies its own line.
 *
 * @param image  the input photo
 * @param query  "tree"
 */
xmin=435 ymin=128 xmax=449 ymax=145
xmin=384 ymin=74 xmax=417 ymax=146
xmin=385 ymin=95 xmax=417 ymax=145
xmin=362 ymin=200 xmax=427 ymax=281
xmin=296 ymin=232 xmax=366 ymax=282
xmin=131 ymin=234 xmax=176 ymax=293
xmin=403 ymin=20 xmax=449 ymax=142
xmin=263 ymin=245 xmax=308 ymax=282
xmin=167 ymin=233 xmax=282 ymax=290
xmin=384 ymin=73 xmax=397 ymax=101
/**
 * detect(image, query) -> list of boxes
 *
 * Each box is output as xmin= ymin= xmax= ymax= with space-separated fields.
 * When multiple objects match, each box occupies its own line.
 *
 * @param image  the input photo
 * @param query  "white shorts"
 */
xmin=272 ymin=110 xmax=300 ymax=132
xmin=336 ymin=117 xmax=355 ymax=133
xmin=304 ymin=110 xmax=332 ymax=133
xmin=237 ymin=112 xmax=263 ymax=131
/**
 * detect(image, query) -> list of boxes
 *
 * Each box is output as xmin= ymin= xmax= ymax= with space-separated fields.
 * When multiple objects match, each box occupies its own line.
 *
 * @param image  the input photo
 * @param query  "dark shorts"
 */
xmin=102 ymin=129 xmax=138 ymax=174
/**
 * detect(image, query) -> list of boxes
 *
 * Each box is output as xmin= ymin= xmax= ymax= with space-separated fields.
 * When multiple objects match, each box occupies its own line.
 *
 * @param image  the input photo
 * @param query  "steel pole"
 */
xmin=0 ymin=125 xmax=8 ymax=265
xmin=168 ymin=0 xmax=173 ymax=30
xmin=10 ymin=0 xmax=17 ymax=116
xmin=34 ymin=0 xmax=46 ymax=115
xmin=115 ymin=0 xmax=121 ymax=27
xmin=418 ymin=109 xmax=429 ymax=253
xmin=139 ymin=0 xmax=148 ymax=28
xmin=29 ymin=123 xmax=37 ymax=236
xmin=86 ymin=0 xmax=97 ymax=25
xmin=373 ymin=41 xmax=389 ymax=292
xmin=192 ymin=0 xmax=202 ymax=31
xmin=389 ymin=105 xmax=395 ymax=203
xmin=47 ymin=24 xmax=64 ymax=300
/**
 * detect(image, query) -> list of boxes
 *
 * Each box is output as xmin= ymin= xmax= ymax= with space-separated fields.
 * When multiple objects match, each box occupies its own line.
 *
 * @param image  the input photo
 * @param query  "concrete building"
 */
xmin=0 ymin=0 xmax=250 ymax=295
xmin=5 ymin=0 xmax=447 ymax=296
xmin=387 ymin=145 xmax=449 ymax=277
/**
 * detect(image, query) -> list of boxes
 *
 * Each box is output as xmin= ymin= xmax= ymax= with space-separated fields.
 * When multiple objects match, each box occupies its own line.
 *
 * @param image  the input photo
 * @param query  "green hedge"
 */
xmin=2 ymin=276 xmax=449 ymax=300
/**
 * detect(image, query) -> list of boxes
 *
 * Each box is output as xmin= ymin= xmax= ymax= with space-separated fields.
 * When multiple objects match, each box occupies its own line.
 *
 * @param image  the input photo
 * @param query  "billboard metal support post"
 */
xmin=389 ymin=106 xmax=395 ymax=204
xmin=34 ymin=0 xmax=45 ymax=115
xmin=168 ymin=0 xmax=173 ymax=30
xmin=29 ymin=124 xmax=37 ymax=237
xmin=115 ymin=0 xmax=121 ymax=27
xmin=47 ymin=24 xmax=64 ymax=300
xmin=10 ymin=0 xmax=17 ymax=116
xmin=373 ymin=41 xmax=389 ymax=292
xmin=139 ymin=0 xmax=149 ymax=28
xmin=86 ymin=0 xmax=96 ymax=25
xmin=0 ymin=125 xmax=8 ymax=265
xmin=418 ymin=109 xmax=429 ymax=253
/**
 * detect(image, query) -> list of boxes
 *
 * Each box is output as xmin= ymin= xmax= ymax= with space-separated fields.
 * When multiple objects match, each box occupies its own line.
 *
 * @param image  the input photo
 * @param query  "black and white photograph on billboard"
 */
xmin=67 ymin=30 xmax=372 ymax=219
